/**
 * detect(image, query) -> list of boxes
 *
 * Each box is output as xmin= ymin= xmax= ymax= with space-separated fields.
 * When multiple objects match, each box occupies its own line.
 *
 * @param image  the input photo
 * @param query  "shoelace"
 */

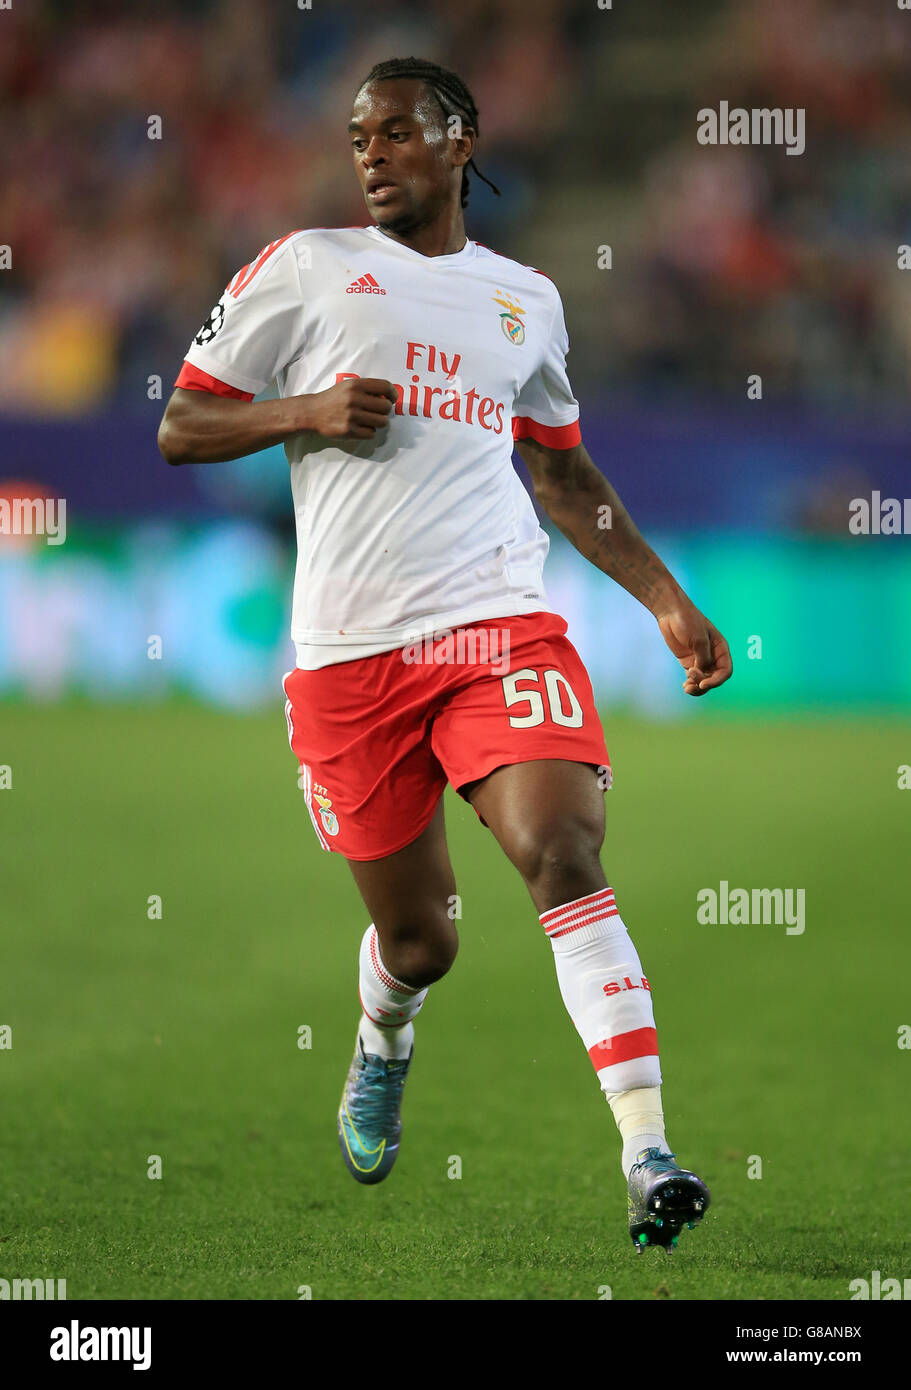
xmin=349 ymin=1054 xmax=409 ymax=1133
xmin=633 ymin=1148 xmax=678 ymax=1174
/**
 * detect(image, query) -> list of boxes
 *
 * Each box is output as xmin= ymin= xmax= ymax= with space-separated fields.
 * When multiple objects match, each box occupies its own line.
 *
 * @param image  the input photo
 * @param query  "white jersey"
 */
xmin=178 ymin=226 xmax=582 ymax=668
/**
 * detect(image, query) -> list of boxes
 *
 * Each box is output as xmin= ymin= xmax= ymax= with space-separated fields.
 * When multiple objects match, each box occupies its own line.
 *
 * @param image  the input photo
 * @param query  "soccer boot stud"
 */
xmin=627 ymin=1147 xmax=710 ymax=1252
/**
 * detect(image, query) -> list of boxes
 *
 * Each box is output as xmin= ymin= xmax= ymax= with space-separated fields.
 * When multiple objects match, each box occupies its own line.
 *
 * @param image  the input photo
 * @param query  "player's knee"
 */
xmin=379 ymin=916 xmax=459 ymax=988
xmin=510 ymin=811 xmax=604 ymax=900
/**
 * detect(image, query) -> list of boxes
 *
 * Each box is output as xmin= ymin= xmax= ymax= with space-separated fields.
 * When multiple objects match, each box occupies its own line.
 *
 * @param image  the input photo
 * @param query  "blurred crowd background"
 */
xmin=1 ymin=0 xmax=909 ymax=711
xmin=3 ymin=0 xmax=911 ymax=412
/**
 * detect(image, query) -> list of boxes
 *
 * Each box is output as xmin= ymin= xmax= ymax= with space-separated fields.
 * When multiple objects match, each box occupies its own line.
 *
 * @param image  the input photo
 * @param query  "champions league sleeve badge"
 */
xmin=193 ymin=298 xmax=226 ymax=347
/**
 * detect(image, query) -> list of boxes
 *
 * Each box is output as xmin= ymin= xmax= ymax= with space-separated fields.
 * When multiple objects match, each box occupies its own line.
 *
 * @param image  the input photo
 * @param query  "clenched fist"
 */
xmin=301 ymin=377 xmax=398 ymax=440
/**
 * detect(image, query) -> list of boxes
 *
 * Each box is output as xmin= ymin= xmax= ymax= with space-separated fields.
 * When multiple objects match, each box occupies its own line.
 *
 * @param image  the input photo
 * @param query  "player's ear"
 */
xmin=448 ymin=121 xmax=475 ymax=169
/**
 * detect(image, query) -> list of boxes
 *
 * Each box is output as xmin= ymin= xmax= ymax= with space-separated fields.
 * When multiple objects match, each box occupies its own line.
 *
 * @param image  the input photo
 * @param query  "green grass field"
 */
xmin=2 ymin=702 xmax=909 ymax=1300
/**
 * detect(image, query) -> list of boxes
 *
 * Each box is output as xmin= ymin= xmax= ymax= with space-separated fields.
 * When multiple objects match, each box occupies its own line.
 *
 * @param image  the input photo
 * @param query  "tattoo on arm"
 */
xmin=521 ymin=441 xmax=681 ymax=615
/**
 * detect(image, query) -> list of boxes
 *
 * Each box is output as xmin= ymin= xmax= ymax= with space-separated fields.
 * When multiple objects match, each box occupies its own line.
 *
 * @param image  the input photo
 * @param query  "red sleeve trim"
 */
xmin=512 ymin=416 xmax=581 ymax=448
xmin=174 ymin=362 xmax=255 ymax=401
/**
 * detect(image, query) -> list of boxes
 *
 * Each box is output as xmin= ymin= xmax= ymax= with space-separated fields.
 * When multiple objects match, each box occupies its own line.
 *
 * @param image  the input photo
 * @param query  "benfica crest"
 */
xmin=493 ymin=290 xmax=526 ymax=345
xmin=313 ymin=785 xmax=340 ymax=836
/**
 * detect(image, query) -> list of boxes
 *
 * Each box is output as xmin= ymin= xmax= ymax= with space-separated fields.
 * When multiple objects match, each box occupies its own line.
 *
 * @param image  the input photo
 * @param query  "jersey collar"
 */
xmin=364 ymin=224 xmax=477 ymax=266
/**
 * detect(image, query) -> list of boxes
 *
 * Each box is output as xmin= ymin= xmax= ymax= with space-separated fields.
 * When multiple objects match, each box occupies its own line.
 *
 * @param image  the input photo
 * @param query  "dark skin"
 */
xmin=158 ymin=77 xmax=733 ymax=987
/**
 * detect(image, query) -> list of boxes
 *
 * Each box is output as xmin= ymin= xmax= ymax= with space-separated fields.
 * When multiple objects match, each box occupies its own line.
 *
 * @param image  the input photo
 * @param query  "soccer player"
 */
xmin=158 ymin=57 xmax=732 ymax=1252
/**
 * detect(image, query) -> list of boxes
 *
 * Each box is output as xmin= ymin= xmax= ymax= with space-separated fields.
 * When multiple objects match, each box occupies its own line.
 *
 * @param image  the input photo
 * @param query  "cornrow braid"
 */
xmin=356 ymin=56 xmax=501 ymax=208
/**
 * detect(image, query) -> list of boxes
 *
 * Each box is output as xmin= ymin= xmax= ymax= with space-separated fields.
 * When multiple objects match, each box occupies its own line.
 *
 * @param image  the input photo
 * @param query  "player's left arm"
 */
xmin=515 ymin=436 xmax=733 ymax=697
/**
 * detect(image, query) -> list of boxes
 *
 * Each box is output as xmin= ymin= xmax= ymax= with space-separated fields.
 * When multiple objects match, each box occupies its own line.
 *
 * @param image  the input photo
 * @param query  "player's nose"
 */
xmin=362 ymin=138 xmax=388 ymax=169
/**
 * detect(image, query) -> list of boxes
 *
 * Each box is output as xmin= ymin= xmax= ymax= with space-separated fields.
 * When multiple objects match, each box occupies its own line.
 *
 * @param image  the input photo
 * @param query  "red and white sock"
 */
xmin=358 ymin=925 xmax=426 ymax=1061
xmin=540 ymin=887 xmax=671 ymax=1176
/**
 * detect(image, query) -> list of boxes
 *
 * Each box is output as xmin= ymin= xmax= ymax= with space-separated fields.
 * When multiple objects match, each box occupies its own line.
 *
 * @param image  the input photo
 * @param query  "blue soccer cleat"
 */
xmin=337 ymin=1034 xmax=413 ymax=1184
xmin=627 ymin=1147 xmax=710 ymax=1252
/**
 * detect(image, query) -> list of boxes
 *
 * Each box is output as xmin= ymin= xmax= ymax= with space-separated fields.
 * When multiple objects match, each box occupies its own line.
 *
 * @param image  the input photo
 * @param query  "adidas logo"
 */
xmin=346 ymin=273 xmax=386 ymax=296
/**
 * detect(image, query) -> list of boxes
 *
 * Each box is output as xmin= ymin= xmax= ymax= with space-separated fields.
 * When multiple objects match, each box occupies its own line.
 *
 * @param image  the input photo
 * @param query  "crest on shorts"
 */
xmin=313 ymin=784 xmax=340 ymax=836
xmin=493 ymin=290 xmax=526 ymax=345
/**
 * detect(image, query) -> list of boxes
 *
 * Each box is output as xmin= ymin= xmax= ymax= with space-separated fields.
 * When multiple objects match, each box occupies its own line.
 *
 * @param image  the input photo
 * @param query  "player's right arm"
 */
xmin=156 ymin=233 xmax=395 ymax=465
xmin=158 ymin=378 xmax=396 ymax=465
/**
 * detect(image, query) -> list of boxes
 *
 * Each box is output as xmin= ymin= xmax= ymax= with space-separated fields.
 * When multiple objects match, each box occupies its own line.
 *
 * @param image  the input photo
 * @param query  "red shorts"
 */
xmin=282 ymin=611 xmax=610 ymax=861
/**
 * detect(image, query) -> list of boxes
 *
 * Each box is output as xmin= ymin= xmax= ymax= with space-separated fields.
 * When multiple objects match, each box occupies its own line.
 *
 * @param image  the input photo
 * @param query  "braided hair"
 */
xmin=355 ymin=57 xmax=501 ymax=208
